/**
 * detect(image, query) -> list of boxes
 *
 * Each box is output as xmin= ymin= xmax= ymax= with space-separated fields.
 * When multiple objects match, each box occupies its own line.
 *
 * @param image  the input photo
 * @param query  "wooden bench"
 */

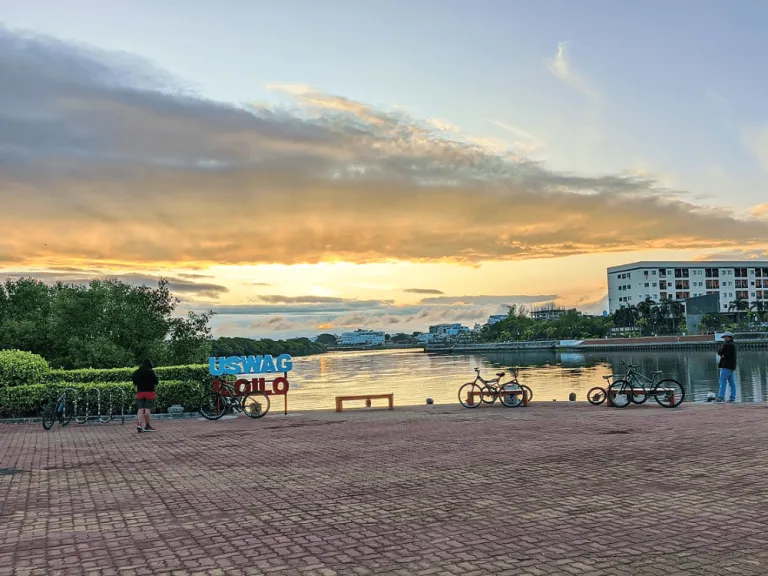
xmin=335 ymin=393 xmax=394 ymax=413
xmin=465 ymin=389 xmax=529 ymax=407
xmin=606 ymin=387 xmax=676 ymax=407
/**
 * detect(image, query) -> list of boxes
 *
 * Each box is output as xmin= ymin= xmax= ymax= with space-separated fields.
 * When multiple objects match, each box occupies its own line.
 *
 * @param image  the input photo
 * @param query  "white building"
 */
xmin=487 ymin=315 xmax=507 ymax=325
xmin=338 ymin=329 xmax=386 ymax=346
xmin=428 ymin=323 xmax=470 ymax=337
xmin=607 ymin=261 xmax=768 ymax=314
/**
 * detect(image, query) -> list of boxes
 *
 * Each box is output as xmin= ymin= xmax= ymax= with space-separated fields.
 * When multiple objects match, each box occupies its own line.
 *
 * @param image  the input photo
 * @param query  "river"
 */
xmin=284 ymin=348 xmax=768 ymax=411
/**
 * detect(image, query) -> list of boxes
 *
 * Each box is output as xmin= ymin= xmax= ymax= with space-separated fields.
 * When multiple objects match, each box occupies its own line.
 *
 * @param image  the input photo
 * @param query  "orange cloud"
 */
xmin=2 ymin=26 xmax=768 ymax=270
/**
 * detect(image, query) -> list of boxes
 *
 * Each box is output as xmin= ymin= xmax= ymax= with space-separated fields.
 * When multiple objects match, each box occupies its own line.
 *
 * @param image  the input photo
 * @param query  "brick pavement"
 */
xmin=2 ymin=403 xmax=768 ymax=576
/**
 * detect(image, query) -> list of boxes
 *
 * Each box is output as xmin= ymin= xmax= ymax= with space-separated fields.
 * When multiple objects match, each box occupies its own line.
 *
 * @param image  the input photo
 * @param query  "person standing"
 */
xmin=132 ymin=359 xmax=158 ymax=432
xmin=716 ymin=332 xmax=737 ymax=403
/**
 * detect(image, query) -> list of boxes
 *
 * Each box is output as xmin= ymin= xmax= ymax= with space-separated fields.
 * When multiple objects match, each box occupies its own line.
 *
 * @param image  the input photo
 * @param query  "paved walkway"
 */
xmin=2 ymin=403 xmax=768 ymax=576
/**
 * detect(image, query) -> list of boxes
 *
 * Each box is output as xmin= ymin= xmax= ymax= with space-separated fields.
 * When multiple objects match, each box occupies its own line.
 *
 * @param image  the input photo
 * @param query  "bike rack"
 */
xmin=98 ymin=387 xmax=126 ymax=424
xmin=71 ymin=387 xmax=126 ymax=425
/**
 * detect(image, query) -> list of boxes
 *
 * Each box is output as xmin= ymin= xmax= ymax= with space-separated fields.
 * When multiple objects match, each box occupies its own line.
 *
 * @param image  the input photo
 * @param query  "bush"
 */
xmin=0 ymin=349 xmax=50 ymax=388
xmin=45 ymin=364 xmax=213 ymax=385
xmin=0 ymin=380 xmax=206 ymax=418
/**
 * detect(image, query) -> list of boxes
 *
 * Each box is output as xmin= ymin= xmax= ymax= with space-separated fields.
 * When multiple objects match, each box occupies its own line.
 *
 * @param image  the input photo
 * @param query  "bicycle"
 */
xmin=42 ymin=387 xmax=77 ymax=430
xmin=587 ymin=374 xmax=615 ymax=406
xmin=199 ymin=375 xmax=271 ymax=420
xmin=458 ymin=367 xmax=532 ymax=408
xmin=607 ymin=361 xmax=685 ymax=409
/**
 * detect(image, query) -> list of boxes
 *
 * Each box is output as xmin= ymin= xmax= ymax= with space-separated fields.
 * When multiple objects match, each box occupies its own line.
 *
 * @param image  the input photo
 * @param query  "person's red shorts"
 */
xmin=136 ymin=391 xmax=156 ymax=410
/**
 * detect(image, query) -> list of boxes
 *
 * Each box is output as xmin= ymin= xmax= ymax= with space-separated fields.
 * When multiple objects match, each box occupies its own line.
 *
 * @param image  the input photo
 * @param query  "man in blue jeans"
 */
xmin=716 ymin=331 xmax=737 ymax=403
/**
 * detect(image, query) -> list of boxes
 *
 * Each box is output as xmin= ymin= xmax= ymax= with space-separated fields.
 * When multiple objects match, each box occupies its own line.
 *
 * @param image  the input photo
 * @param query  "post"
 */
xmin=388 ymin=393 xmax=394 ymax=410
xmin=283 ymin=372 xmax=288 ymax=415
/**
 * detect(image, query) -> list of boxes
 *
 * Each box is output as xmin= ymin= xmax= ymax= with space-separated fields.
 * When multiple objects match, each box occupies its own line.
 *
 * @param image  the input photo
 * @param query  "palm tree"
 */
xmin=750 ymin=300 xmax=766 ymax=325
xmin=728 ymin=298 xmax=749 ymax=325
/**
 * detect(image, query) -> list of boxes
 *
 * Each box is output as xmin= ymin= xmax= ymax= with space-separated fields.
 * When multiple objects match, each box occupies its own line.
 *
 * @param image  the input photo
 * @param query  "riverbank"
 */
xmin=426 ymin=334 xmax=768 ymax=353
xmin=3 ymin=403 xmax=768 ymax=575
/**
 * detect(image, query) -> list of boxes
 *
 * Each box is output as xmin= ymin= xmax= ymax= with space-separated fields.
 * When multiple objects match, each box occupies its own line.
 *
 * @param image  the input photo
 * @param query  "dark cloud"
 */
xmin=0 ymin=269 xmax=228 ymax=299
xmin=2 ymin=26 xmax=768 ymax=268
xmin=419 ymin=295 xmax=558 ymax=306
xmin=403 ymin=288 xmax=445 ymax=295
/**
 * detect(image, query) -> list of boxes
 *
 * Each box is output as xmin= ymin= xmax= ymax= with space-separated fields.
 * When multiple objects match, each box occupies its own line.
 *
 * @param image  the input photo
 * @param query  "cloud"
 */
xmin=692 ymin=249 xmax=768 ymax=261
xmin=547 ymin=41 xmax=599 ymax=102
xmin=2 ymin=26 xmax=768 ymax=270
xmin=418 ymin=294 xmax=557 ymax=306
xmin=749 ymin=204 xmax=768 ymax=219
xmin=403 ymin=288 xmax=445 ymax=295
xmin=489 ymin=120 xmax=545 ymax=152
xmin=0 ymin=269 xmax=229 ymax=299
xmin=743 ymin=126 xmax=768 ymax=172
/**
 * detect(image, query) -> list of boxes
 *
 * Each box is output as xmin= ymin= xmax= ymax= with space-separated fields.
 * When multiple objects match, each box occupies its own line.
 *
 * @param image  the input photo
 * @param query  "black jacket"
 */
xmin=718 ymin=341 xmax=737 ymax=370
xmin=132 ymin=365 xmax=159 ymax=393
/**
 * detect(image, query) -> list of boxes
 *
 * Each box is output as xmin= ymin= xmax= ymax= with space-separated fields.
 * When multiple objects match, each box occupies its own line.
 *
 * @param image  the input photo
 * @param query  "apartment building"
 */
xmin=338 ymin=329 xmax=386 ymax=346
xmin=607 ymin=261 xmax=768 ymax=314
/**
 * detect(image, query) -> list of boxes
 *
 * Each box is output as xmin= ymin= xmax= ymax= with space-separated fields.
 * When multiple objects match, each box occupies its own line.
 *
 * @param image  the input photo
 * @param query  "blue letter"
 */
xmin=241 ymin=355 xmax=262 ymax=374
xmin=276 ymin=354 xmax=293 ymax=372
xmin=208 ymin=357 xmax=224 ymax=376
xmin=261 ymin=354 xmax=276 ymax=373
xmin=224 ymin=356 xmax=242 ymax=375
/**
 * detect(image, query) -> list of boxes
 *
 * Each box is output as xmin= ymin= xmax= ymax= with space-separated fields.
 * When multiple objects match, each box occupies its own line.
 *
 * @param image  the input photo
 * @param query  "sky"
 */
xmin=1 ymin=0 xmax=768 ymax=339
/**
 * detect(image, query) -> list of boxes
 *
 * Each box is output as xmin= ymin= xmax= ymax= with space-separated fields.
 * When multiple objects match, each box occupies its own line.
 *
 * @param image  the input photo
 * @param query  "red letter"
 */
xmin=272 ymin=377 xmax=289 ymax=395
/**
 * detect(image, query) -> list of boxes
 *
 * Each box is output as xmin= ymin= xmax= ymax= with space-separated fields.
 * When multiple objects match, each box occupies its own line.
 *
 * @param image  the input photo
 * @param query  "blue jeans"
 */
xmin=718 ymin=368 xmax=736 ymax=401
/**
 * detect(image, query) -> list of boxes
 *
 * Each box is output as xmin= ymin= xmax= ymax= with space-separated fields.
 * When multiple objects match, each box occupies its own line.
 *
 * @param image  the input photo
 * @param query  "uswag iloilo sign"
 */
xmin=208 ymin=354 xmax=293 ymax=398
xmin=208 ymin=354 xmax=293 ymax=376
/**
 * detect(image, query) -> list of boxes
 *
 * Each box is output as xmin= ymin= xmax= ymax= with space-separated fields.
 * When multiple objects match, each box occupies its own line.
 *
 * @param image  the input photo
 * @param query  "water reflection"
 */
xmin=285 ymin=348 xmax=768 ymax=411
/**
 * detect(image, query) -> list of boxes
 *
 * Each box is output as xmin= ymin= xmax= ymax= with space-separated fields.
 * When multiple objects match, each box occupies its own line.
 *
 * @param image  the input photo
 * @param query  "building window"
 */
xmin=659 ymin=269 xmax=666 ymax=277
xmin=652 ymin=270 xmax=657 ymax=275
xmin=644 ymin=282 xmax=649 ymax=287
xmin=735 ymin=268 xmax=748 ymax=278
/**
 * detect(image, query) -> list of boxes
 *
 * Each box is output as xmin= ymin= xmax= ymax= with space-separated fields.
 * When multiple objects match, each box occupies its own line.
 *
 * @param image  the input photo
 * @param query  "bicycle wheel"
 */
xmin=458 ymin=383 xmax=483 ymax=408
xmin=60 ymin=399 xmax=75 ymax=426
xmin=520 ymin=384 xmax=533 ymax=403
xmin=243 ymin=392 xmax=271 ymax=419
xmin=630 ymin=382 xmax=648 ymax=405
xmin=499 ymin=384 xmax=524 ymax=407
xmin=653 ymin=379 xmax=685 ymax=408
xmin=587 ymin=387 xmax=606 ymax=406
xmin=607 ymin=379 xmax=633 ymax=408
xmin=481 ymin=385 xmax=497 ymax=405
xmin=199 ymin=393 xmax=228 ymax=420
xmin=42 ymin=402 xmax=57 ymax=430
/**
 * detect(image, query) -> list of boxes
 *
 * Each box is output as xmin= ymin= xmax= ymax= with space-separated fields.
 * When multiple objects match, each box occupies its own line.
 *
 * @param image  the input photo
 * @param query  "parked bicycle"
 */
xmin=587 ymin=375 xmax=614 ymax=406
xmin=607 ymin=361 xmax=685 ymax=408
xmin=199 ymin=375 xmax=271 ymax=420
xmin=458 ymin=367 xmax=532 ymax=408
xmin=42 ymin=387 xmax=77 ymax=430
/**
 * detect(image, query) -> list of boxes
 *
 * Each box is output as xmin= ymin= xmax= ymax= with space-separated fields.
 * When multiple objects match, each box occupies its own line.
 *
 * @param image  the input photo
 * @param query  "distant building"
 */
xmin=487 ymin=314 xmax=507 ymax=325
xmin=428 ymin=323 xmax=469 ymax=337
xmin=685 ymin=293 xmax=721 ymax=334
xmin=338 ymin=329 xmax=386 ymax=346
xmin=415 ymin=333 xmax=437 ymax=344
xmin=530 ymin=303 xmax=567 ymax=321
xmin=607 ymin=260 xmax=768 ymax=314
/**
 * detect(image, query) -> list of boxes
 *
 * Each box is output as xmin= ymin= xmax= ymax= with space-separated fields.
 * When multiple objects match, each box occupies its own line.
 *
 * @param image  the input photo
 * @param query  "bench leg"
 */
xmin=388 ymin=394 xmax=393 ymax=410
xmin=335 ymin=399 xmax=342 ymax=413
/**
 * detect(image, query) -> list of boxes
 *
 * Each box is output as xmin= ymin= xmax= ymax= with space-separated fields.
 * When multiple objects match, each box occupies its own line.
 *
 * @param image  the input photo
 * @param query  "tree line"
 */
xmin=0 ymin=278 xmax=326 ymax=370
xmin=477 ymin=305 xmax=611 ymax=342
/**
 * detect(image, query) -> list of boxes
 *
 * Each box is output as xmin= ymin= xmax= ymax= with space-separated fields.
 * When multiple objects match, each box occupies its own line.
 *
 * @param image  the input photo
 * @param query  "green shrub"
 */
xmin=0 ymin=380 xmax=206 ymax=418
xmin=0 ymin=349 xmax=50 ymax=388
xmin=45 ymin=364 xmax=213 ymax=385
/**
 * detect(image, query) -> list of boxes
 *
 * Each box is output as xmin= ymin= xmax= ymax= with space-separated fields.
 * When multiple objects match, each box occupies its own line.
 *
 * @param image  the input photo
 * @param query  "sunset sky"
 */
xmin=2 ymin=0 xmax=768 ymax=338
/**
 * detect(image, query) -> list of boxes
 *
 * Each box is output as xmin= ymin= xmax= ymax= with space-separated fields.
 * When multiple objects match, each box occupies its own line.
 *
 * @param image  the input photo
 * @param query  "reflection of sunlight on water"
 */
xmin=282 ymin=348 xmax=768 ymax=411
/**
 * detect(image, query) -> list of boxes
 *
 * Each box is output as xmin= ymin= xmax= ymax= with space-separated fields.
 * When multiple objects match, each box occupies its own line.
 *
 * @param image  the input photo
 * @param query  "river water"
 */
xmin=284 ymin=348 xmax=768 ymax=411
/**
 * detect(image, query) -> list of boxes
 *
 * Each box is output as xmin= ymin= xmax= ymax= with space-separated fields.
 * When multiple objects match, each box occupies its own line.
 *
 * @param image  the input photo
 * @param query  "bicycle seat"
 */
xmin=474 ymin=367 xmax=480 ymax=372
xmin=602 ymin=375 xmax=613 ymax=380
xmin=496 ymin=372 xmax=505 ymax=378
xmin=651 ymin=371 xmax=663 ymax=375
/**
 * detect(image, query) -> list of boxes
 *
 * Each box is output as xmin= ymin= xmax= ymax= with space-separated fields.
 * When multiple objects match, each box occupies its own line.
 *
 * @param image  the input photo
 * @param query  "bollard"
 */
xmin=569 ymin=392 xmax=576 ymax=402
xmin=426 ymin=398 xmax=434 ymax=405
xmin=365 ymin=399 xmax=372 ymax=408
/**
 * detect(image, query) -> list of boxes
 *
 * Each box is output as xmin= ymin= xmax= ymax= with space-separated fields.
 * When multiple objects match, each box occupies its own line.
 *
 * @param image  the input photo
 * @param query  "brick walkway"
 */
xmin=2 ymin=403 xmax=768 ymax=576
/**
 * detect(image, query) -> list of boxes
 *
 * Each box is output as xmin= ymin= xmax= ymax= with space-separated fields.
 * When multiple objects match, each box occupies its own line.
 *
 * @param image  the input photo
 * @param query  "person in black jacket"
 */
xmin=132 ymin=359 xmax=159 ymax=433
xmin=716 ymin=332 xmax=737 ymax=403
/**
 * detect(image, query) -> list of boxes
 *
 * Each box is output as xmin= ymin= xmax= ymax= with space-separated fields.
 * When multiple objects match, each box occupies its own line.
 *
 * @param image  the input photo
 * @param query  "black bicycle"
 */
xmin=199 ymin=376 xmax=271 ymax=420
xmin=42 ymin=387 xmax=76 ymax=430
xmin=607 ymin=361 xmax=685 ymax=408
